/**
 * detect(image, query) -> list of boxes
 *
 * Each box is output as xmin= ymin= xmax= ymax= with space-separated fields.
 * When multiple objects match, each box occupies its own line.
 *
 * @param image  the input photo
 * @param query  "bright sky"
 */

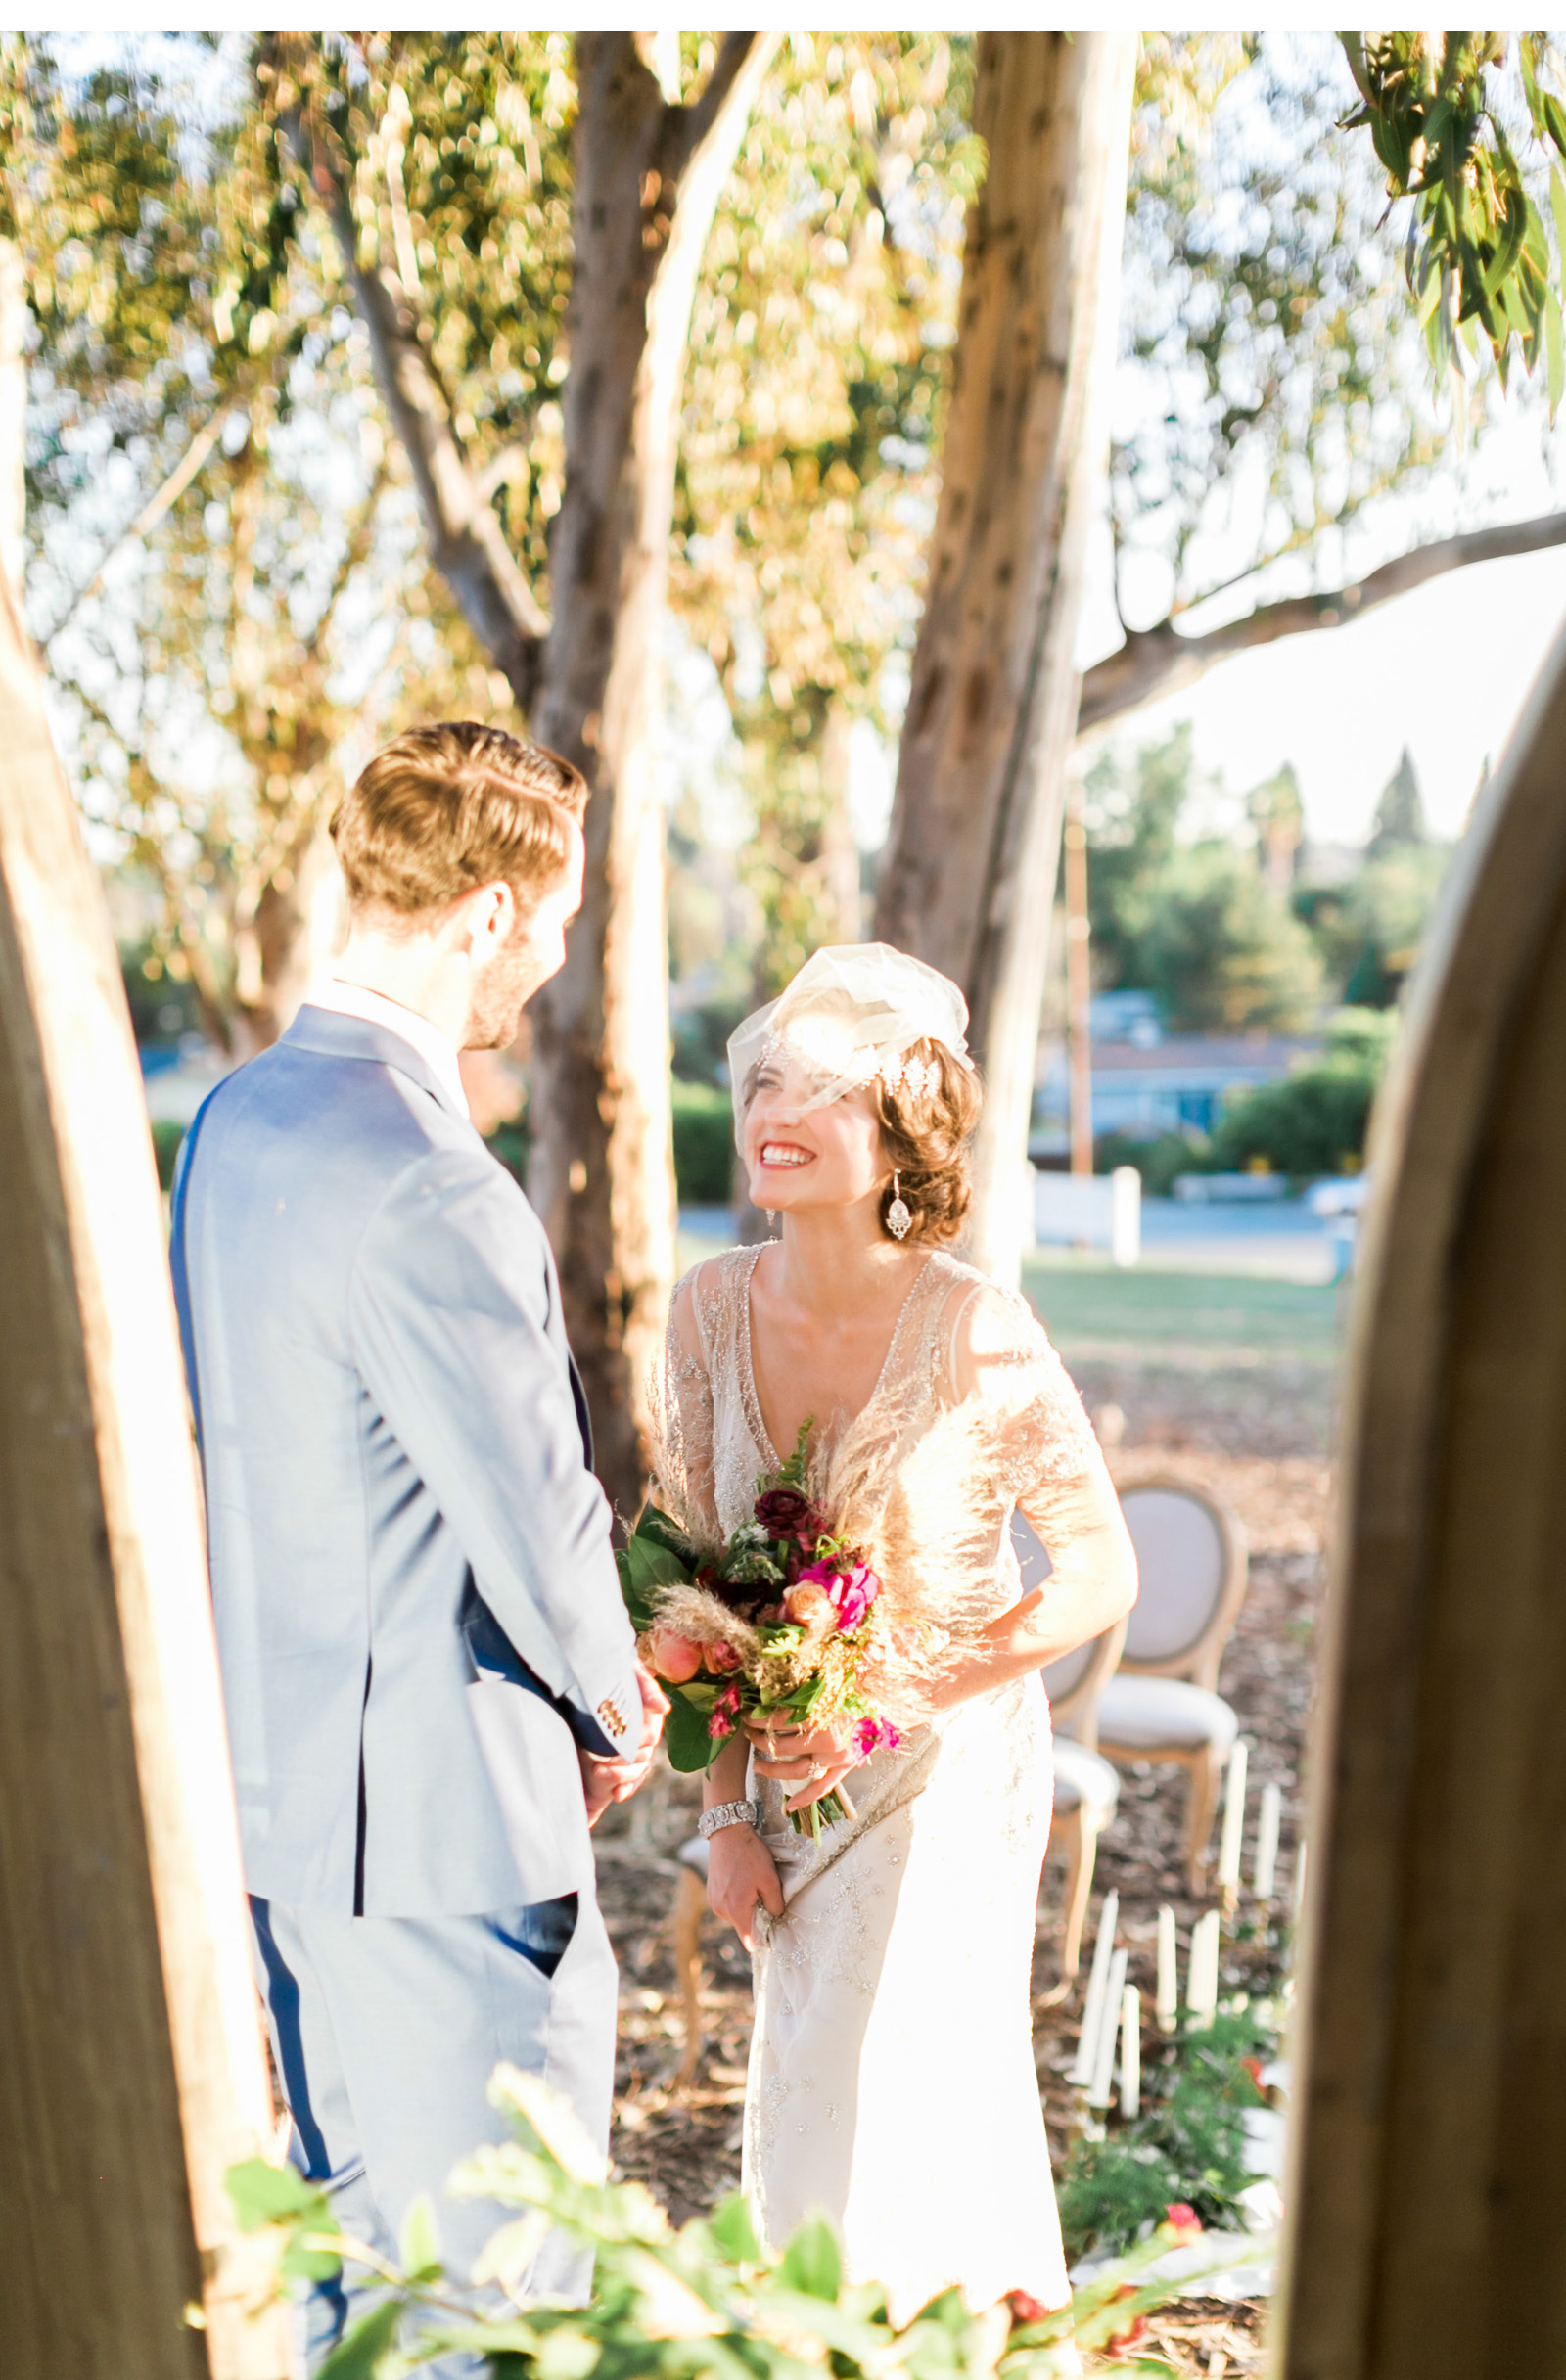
xmin=1074 ymin=539 xmax=1566 ymax=849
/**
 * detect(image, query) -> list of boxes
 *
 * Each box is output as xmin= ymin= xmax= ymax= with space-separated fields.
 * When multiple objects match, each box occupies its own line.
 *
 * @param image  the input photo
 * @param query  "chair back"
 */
xmin=1013 ymin=1511 xmax=1127 ymax=1751
xmin=1116 ymin=1476 xmax=1247 ymax=1691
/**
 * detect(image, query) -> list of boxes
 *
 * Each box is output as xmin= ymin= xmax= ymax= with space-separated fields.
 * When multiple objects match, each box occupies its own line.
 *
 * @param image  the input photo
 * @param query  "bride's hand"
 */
xmin=707 ymin=1824 xmax=784 ymax=1949
xmin=745 ymin=1716 xmax=861 ymax=1816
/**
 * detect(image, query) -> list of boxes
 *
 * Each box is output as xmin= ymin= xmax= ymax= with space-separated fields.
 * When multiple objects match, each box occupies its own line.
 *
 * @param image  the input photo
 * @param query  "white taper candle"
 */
xmin=1187 ymin=1907 xmax=1221 ymax=2027
xmin=1068 ymin=1888 xmax=1119 ymax=2087
xmin=1088 ymin=1947 xmax=1128 ymax=2107
xmin=1156 ymin=1903 xmax=1178 ymax=2033
xmin=1255 ymin=1780 xmax=1282 ymax=1901
xmin=1119 ymin=1984 xmax=1141 ymax=2118
xmin=1217 ymin=1737 xmax=1249 ymax=1893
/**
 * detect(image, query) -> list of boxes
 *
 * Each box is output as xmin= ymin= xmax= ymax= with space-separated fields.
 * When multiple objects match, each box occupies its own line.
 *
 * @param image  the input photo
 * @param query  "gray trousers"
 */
xmin=250 ymin=1890 xmax=619 ymax=2374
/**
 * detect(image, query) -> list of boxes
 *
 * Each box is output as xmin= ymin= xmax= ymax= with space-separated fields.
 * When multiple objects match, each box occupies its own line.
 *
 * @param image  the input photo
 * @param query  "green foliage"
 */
xmin=1119 ymin=36 xmax=1451 ymax=624
xmin=1093 ymin=1132 xmax=1205 ymax=1201
xmin=674 ymin=35 xmax=978 ymax=991
xmin=1126 ymin=845 xmax=1323 ymax=1036
xmin=230 ymin=2063 xmax=1265 ymax=2379
xmin=1082 ymin=727 xmax=1321 ymax=1034
xmin=1297 ymin=845 xmax=1449 ymax=1008
xmin=1058 ymin=2007 xmax=1274 ymax=2264
xmin=150 ymin=1118 xmax=187 ymax=1193
xmin=1366 ymin=747 xmax=1428 ymax=857
xmin=671 ymin=1079 xmax=733 ymax=1206
xmin=1206 ymin=1007 xmax=1397 ymax=1177
xmin=1341 ymin=32 xmax=1566 ymax=401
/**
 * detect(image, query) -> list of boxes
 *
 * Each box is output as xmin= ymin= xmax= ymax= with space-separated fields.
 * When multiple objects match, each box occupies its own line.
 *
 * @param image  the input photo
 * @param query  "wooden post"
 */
xmin=1278 ymin=612 xmax=1566 ymax=2376
xmin=0 ymin=580 xmax=290 ymax=2375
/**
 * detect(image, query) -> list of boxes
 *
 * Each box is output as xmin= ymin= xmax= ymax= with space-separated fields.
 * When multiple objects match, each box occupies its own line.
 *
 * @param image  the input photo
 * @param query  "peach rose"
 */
xmin=646 ymin=1629 xmax=704 ymax=1684
xmin=782 ymin=1581 xmax=834 ymax=1632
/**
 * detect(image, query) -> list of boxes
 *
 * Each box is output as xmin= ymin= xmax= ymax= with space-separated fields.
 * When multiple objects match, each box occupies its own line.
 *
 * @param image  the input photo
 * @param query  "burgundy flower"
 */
xmin=755 ymin=1486 xmax=822 ymax=1542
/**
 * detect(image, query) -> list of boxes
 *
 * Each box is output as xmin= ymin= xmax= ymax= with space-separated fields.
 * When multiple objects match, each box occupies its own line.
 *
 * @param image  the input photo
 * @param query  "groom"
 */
xmin=171 ymin=724 xmax=666 ymax=2362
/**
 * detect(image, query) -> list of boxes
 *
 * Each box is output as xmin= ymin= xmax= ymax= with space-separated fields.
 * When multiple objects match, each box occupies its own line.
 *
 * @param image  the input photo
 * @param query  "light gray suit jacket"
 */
xmin=170 ymin=1006 xmax=642 ymax=1918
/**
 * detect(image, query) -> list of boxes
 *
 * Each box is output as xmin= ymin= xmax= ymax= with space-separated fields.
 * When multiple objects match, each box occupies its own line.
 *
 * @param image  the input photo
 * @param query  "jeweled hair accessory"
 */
xmin=726 ymin=942 xmax=972 ymax=1143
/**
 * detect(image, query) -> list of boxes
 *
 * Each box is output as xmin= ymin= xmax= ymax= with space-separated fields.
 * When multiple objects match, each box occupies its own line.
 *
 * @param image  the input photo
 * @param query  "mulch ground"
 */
xmin=594 ymin=1348 xmax=1334 ymax=2378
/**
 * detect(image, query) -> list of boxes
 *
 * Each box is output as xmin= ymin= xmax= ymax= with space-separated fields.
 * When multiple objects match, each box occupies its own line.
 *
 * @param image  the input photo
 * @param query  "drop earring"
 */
xmin=886 ymin=1171 xmax=912 ymax=1241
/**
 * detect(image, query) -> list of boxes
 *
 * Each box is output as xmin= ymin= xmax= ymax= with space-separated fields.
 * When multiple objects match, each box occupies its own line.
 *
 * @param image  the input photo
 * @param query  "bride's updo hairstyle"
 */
xmin=727 ymin=942 xmax=979 ymax=1245
xmin=870 ymin=1035 xmax=982 ymax=1248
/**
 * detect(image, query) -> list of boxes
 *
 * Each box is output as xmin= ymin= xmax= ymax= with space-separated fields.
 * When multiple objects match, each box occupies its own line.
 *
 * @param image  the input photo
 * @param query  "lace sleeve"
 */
xmin=651 ymin=1265 xmax=721 ymax=1547
xmin=947 ymin=1281 xmax=1105 ymax=1508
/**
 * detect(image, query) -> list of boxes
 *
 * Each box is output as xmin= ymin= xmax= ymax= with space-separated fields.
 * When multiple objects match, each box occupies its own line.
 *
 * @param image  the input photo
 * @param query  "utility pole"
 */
xmin=1065 ymin=780 xmax=1094 ymax=1177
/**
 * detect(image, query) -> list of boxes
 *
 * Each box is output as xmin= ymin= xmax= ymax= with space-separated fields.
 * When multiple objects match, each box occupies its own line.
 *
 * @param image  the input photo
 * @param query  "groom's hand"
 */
xmin=579 ymin=1661 xmax=670 ymax=1827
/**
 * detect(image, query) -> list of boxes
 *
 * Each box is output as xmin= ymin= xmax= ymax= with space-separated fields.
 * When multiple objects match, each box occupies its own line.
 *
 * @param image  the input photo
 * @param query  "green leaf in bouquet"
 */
xmin=778 ymin=2214 xmax=841 ymax=2301
xmin=634 ymin=1502 xmax=701 ymax=1569
xmin=616 ymin=1531 xmax=693 ymax=1631
xmin=775 ymin=1416 xmax=814 ymax=1489
xmin=665 ymin=1688 xmax=721 ymax=1772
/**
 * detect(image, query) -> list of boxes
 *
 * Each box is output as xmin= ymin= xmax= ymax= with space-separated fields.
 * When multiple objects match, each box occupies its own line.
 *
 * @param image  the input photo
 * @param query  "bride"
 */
xmin=661 ymin=945 xmax=1137 ymax=2330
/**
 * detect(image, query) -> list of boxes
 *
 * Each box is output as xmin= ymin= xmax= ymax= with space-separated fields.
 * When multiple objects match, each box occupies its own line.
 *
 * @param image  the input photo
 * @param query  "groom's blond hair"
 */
xmin=332 ymin=723 xmax=585 ymax=921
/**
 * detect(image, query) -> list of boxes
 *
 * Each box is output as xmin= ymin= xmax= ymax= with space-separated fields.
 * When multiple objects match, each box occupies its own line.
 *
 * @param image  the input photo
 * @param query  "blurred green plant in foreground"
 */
xmin=226 ymin=2064 xmax=1267 ymax=2379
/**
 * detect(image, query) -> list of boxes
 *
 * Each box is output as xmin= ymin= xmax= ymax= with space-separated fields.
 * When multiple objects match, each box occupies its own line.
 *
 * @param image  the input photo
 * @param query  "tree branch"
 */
xmin=658 ymin=32 xmax=767 ymax=181
xmin=1076 ymin=508 xmax=1566 ymax=737
xmin=44 ymin=408 xmax=230 ymax=644
xmin=286 ymin=101 xmax=551 ymax=714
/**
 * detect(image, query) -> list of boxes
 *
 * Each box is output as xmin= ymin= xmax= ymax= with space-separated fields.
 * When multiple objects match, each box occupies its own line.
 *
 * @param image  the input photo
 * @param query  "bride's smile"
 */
xmin=742 ymin=1057 xmax=889 ymax=1219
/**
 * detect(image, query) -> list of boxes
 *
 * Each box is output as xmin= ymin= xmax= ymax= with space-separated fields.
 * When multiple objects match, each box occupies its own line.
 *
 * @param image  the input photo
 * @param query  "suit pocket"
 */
xmin=467 ymin=1676 xmax=593 ymax=1903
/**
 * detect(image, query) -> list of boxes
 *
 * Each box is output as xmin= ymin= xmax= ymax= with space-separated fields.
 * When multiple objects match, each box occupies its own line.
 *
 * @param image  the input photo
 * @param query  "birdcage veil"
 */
xmin=726 ymin=943 xmax=972 ymax=1144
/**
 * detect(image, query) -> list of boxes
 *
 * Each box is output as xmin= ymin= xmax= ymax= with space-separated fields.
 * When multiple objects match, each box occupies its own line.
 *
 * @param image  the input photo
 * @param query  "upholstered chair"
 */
xmin=1013 ymin=1512 xmax=1128 ymax=1991
xmin=1092 ymin=1477 xmax=1249 ymax=1890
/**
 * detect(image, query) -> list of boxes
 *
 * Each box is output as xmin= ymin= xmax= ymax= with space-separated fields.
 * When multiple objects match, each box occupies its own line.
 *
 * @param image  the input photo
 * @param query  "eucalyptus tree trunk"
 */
xmin=310 ymin=33 xmax=774 ymax=1511
xmin=528 ymin=31 xmax=776 ymax=1511
xmin=873 ymin=31 xmax=1135 ymax=1285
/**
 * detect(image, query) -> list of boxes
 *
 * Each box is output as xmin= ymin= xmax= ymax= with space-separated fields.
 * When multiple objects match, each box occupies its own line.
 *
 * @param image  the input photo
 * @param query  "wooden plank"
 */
xmin=1278 ymin=617 xmax=1566 ymax=2376
xmin=0 ymin=578 xmax=291 ymax=2375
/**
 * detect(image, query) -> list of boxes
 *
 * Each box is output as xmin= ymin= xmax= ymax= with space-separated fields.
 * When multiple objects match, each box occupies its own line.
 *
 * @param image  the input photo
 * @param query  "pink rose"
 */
xmin=795 ymin=1557 xmax=881 ymax=1634
xmin=646 ymin=1629 xmax=704 ymax=1684
xmin=707 ymin=1639 xmax=744 ymax=1674
xmin=1163 ymin=2203 xmax=1201 ymax=2238
xmin=782 ymin=1581 xmax=834 ymax=1631
xmin=707 ymin=1681 xmax=742 ymax=1741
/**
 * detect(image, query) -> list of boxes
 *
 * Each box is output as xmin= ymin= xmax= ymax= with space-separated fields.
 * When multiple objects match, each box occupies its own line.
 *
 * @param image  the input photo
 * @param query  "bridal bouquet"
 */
xmin=618 ymin=1426 xmax=929 ymax=1837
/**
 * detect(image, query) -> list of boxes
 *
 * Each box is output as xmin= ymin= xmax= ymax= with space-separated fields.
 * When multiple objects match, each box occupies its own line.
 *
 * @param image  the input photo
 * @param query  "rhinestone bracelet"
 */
xmin=698 ymin=1798 xmax=760 ymax=1839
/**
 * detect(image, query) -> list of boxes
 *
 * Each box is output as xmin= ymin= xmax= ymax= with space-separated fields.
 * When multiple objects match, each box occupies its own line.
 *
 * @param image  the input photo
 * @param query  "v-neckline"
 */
xmin=739 ymin=1241 xmax=933 ymax=1472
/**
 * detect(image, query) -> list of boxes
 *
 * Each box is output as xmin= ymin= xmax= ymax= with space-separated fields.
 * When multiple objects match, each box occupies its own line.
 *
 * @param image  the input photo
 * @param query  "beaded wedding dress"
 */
xmin=664 ymin=1244 xmax=1106 ymax=2326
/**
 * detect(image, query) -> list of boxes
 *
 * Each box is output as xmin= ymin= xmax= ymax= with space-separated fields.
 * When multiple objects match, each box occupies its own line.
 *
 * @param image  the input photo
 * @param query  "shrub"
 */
xmin=672 ymin=1078 xmax=734 ymax=1205
xmin=1093 ymin=1131 xmax=1208 ymax=1200
xmin=1205 ymin=1006 xmax=1397 ymax=1179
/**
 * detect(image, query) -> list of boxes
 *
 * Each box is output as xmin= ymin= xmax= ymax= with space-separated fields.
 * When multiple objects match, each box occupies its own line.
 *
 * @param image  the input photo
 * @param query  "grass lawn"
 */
xmin=1021 ymin=1255 xmax=1345 ymax=1365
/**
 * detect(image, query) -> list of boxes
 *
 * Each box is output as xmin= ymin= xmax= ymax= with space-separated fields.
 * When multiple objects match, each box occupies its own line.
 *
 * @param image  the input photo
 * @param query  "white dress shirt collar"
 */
xmin=307 ymin=978 xmax=470 ymax=1119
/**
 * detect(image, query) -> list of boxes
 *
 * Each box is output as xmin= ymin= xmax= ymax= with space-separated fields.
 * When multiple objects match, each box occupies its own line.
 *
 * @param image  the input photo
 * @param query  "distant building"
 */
xmin=1033 ymin=993 xmax=1315 ymax=1153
